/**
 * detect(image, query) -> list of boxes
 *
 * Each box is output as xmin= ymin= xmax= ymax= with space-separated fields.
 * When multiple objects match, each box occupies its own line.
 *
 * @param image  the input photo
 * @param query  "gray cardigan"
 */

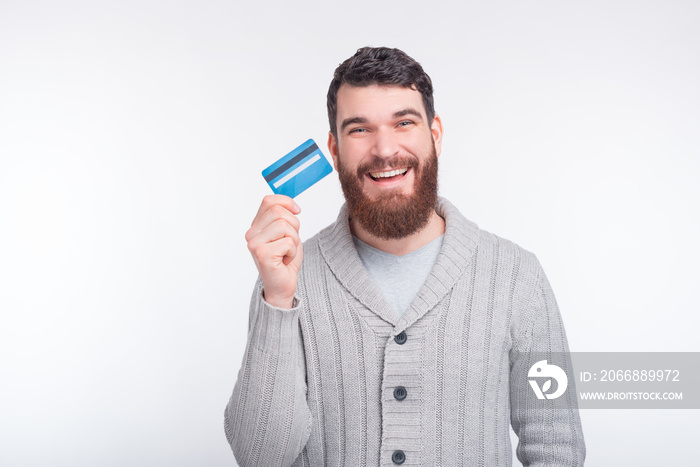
xmin=225 ymin=197 xmax=586 ymax=466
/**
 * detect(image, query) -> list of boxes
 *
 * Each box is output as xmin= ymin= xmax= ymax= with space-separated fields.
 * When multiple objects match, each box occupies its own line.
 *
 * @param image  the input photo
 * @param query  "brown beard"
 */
xmin=337 ymin=145 xmax=439 ymax=240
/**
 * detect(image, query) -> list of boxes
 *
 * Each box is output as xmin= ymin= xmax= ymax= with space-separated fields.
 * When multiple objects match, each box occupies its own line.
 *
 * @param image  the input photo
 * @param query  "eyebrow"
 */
xmin=392 ymin=108 xmax=423 ymax=120
xmin=339 ymin=116 xmax=368 ymax=133
xmin=339 ymin=108 xmax=424 ymax=133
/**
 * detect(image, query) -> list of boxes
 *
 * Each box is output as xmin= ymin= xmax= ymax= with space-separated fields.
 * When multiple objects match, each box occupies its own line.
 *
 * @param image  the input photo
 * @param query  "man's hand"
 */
xmin=245 ymin=195 xmax=303 ymax=309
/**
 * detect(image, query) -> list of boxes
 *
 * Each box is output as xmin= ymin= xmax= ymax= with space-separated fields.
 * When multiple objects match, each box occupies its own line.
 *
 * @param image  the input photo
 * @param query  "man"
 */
xmin=225 ymin=47 xmax=585 ymax=466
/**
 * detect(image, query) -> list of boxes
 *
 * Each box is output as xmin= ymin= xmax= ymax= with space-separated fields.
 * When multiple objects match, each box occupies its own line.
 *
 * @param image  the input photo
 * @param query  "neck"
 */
xmin=350 ymin=209 xmax=446 ymax=256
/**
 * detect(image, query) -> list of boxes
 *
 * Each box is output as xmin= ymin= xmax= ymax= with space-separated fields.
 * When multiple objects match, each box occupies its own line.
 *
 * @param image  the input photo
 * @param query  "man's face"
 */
xmin=328 ymin=84 xmax=443 ymax=240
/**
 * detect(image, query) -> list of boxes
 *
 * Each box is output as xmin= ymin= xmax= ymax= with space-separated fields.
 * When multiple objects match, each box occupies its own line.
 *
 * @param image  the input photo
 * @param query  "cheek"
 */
xmin=342 ymin=138 xmax=371 ymax=154
xmin=410 ymin=131 xmax=434 ymax=149
xmin=338 ymin=142 xmax=371 ymax=168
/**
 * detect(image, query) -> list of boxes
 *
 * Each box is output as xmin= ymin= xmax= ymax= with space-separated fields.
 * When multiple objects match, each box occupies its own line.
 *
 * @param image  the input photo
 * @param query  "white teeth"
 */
xmin=369 ymin=168 xmax=408 ymax=179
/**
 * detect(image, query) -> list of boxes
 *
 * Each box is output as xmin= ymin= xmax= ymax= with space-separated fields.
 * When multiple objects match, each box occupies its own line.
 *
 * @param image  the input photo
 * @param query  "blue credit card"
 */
xmin=262 ymin=139 xmax=333 ymax=198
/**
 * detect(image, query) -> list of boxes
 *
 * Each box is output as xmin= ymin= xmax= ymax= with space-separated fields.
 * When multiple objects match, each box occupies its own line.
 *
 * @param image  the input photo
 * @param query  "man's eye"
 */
xmin=398 ymin=120 xmax=415 ymax=127
xmin=349 ymin=128 xmax=366 ymax=134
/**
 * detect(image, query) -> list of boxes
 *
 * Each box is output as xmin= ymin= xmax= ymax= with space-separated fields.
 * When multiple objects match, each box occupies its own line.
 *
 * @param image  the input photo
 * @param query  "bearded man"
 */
xmin=224 ymin=47 xmax=586 ymax=466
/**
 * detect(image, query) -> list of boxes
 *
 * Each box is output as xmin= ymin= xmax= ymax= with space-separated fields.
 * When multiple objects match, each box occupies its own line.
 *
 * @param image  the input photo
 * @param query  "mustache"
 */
xmin=355 ymin=156 xmax=419 ymax=178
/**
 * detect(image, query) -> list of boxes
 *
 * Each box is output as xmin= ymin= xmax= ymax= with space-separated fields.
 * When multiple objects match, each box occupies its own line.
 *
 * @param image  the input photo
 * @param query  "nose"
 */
xmin=371 ymin=126 xmax=400 ymax=161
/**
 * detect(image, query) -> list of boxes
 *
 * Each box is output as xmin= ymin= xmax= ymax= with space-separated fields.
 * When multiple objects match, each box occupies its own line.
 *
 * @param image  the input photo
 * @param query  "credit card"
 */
xmin=262 ymin=139 xmax=333 ymax=198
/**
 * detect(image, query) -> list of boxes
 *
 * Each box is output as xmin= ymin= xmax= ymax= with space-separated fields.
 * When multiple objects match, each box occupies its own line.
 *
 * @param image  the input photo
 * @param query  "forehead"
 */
xmin=336 ymin=84 xmax=426 ymax=120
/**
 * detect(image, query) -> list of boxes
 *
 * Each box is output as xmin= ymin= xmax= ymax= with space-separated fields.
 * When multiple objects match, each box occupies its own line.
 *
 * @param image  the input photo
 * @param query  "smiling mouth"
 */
xmin=368 ymin=167 xmax=409 ymax=181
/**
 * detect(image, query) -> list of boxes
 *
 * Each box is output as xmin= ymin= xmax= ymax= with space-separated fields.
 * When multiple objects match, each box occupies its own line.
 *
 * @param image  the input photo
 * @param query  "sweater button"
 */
xmin=394 ymin=386 xmax=407 ymax=401
xmin=394 ymin=331 xmax=407 ymax=345
xmin=392 ymin=450 xmax=406 ymax=464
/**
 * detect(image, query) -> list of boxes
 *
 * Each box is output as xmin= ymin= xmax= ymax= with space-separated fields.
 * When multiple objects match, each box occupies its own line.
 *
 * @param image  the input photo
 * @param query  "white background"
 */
xmin=1 ymin=1 xmax=698 ymax=465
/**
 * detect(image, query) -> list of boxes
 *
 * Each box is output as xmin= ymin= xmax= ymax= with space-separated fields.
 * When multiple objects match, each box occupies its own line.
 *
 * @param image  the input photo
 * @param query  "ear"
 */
xmin=327 ymin=131 xmax=339 ymax=171
xmin=430 ymin=114 xmax=444 ymax=157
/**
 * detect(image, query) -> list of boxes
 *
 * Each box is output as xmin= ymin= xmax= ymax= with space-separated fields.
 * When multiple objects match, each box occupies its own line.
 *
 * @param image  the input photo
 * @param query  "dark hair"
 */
xmin=326 ymin=46 xmax=435 ymax=139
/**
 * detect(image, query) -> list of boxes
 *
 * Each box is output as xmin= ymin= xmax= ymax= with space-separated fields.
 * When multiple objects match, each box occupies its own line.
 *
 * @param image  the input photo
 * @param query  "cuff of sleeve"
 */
xmin=249 ymin=289 xmax=302 ymax=355
xmin=262 ymin=291 xmax=300 ymax=310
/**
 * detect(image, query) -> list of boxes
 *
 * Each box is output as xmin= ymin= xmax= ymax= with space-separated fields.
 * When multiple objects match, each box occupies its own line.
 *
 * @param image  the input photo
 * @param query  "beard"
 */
xmin=337 ymin=145 xmax=439 ymax=240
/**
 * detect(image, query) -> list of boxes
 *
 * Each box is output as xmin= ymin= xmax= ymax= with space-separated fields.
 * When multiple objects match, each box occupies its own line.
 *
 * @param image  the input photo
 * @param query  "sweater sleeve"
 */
xmin=509 ymin=256 xmax=586 ymax=466
xmin=224 ymin=278 xmax=313 ymax=466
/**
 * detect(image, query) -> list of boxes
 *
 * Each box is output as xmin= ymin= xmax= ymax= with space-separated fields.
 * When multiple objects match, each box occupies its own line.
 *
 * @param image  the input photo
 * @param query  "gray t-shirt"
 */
xmin=352 ymin=235 xmax=444 ymax=320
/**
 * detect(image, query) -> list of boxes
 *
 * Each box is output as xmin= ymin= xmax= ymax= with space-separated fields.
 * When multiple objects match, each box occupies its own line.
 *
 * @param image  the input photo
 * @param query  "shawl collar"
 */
xmin=317 ymin=197 xmax=480 ymax=331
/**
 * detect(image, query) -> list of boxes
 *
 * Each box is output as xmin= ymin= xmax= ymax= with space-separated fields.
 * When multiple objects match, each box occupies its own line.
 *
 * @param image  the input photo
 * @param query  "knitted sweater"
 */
xmin=224 ymin=197 xmax=586 ymax=466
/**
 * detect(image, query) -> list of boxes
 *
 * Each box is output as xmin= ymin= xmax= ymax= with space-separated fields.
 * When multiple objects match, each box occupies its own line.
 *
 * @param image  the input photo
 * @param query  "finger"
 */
xmin=254 ymin=195 xmax=300 ymax=221
xmin=251 ymin=218 xmax=301 ymax=247
xmin=254 ymin=236 xmax=298 ymax=271
xmin=248 ymin=204 xmax=301 ymax=240
xmin=267 ymin=236 xmax=298 ymax=266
